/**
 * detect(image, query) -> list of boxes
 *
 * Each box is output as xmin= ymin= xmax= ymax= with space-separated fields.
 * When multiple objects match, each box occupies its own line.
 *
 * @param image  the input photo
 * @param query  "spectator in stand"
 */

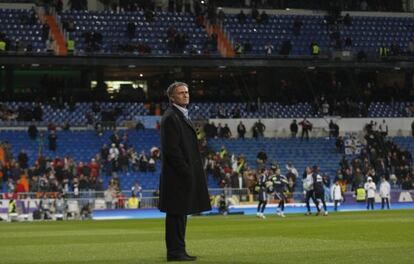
xmin=379 ymin=44 xmax=389 ymax=57
xmin=216 ymin=123 xmax=223 ymax=138
xmin=251 ymin=7 xmax=259 ymax=22
xmin=329 ymin=120 xmax=336 ymax=138
xmin=89 ymin=158 xmax=100 ymax=179
xmin=292 ymin=17 xmax=303 ymax=35
xmin=221 ymin=124 xmax=232 ymax=138
xmin=28 ymin=122 xmax=38 ymax=140
xmin=401 ymin=174 xmax=413 ymax=190
xmin=231 ymin=106 xmax=241 ymax=118
xmin=234 ymin=42 xmax=244 ymax=55
xmin=135 ymin=120 xmax=145 ymax=131
xmin=310 ymin=41 xmax=320 ymax=56
xmin=127 ymin=21 xmax=136 ymax=39
xmin=343 ymin=13 xmax=352 ymax=26
xmin=290 ymin=120 xmax=298 ymax=138
xmin=299 ymin=118 xmax=312 ymax=141
xmin=109 ymin=143 xmax=119 ymax=173
xmin=336 ymin=136 xmax=344 ymax=152
xmin=253 ymin=119 xmax=266 ymax=138
xmin=256 ymin=149 xmax=268 ymax=169
xmin=137 ymin=150 xmax=148 ymax=172
xmin=217 ymin=8 xmax=225 ymax=25
xmin=259 ymin=11 xmax=268 ymax=24
xmin=264 ymin=42 xmax=274 ymax=55
xmin=236 ymin=10 xmax=246 ymax=23
xmin=237 ymin=121 xmax=246 ymax=139
xmin=17 ymin=149 xmax=29 ymax=170
xmin=408 ymin=39 xmax=414 ymax=56
xmin=48 ymin=131 xmax=57 ymax=151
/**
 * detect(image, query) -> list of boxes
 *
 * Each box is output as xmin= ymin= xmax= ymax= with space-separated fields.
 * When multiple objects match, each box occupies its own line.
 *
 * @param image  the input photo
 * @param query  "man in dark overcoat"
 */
xmin=159 ymin=82 xmax=211 ymax=262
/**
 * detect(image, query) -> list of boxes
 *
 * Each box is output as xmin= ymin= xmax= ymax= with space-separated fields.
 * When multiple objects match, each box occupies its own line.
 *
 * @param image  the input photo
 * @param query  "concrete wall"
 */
xmin=210 ymin=117 xmax=414 ymax=138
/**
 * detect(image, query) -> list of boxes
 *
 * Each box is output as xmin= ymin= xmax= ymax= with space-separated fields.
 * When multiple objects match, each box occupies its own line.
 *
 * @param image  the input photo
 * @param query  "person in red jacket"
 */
xmin=299 ymin=118 xmax=313 ymax=141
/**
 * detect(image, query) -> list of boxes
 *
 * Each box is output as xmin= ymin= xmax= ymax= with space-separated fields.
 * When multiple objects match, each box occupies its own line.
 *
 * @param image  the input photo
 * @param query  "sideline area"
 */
xmin=91 ymin=202 xmax=414 ymax=220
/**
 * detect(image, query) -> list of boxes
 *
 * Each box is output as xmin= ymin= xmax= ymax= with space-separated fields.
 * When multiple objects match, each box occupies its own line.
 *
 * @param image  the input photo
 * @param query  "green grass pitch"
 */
xmin=1 ymin=210 xmax=414 ymax=264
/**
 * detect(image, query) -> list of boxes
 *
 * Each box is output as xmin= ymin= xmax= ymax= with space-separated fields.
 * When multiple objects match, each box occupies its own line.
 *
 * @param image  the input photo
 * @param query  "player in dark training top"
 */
xmin=256 ymin=168 xmax=269 ymax=219
xmin=271 ymin=168 xmax=289 ymax=217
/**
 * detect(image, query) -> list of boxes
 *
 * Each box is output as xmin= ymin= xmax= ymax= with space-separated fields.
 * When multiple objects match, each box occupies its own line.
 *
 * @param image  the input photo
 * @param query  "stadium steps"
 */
xmin=44 ymin=14 xmax=67 ymax=55
xmin=205 ymin=21 xmax=235 ymax=58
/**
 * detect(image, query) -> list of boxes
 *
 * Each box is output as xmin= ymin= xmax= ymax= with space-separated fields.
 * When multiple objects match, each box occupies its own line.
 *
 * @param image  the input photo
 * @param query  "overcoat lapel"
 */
xmin=171 ymin=106 xmax=196 ymax=133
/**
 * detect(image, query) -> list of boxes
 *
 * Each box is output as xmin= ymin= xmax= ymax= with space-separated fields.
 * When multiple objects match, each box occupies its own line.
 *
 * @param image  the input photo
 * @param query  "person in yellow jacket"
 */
xmin=355 ymin=185 xmax=366 ymax=202
xmin=0 ymin=40 xmax=6 ymax=52
xmin=67 ymin=39 xmax=75 ymax=55
xmin=8 ymin=199 xmax=16 ymax=214
xmin=310 ymin=42 xmax=320 ymax=55
xmin=127 ymin=193 xmax=140 ymax=209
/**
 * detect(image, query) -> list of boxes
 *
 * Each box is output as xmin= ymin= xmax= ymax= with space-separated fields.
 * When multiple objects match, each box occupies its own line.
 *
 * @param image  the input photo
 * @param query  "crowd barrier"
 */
xmin=1 ymin=188 xmax=413 ymax=221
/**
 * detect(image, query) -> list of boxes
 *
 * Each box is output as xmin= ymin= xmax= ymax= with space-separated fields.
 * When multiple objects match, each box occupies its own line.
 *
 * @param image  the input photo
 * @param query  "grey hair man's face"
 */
xmin=169 ymin=84 xmax=189 ymax=107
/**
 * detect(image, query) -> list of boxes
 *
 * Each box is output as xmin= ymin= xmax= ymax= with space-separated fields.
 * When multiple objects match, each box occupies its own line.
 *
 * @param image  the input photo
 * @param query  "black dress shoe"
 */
xmin=184 ymin=254 xmax=197 ymax=260
xmin=167 ymin=254 xmax=197 ymax=262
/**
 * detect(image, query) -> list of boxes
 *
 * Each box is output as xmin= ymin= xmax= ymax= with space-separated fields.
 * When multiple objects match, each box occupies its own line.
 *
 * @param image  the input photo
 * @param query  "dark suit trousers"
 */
xmin=166 ymin=214 xmax=187 ymax=256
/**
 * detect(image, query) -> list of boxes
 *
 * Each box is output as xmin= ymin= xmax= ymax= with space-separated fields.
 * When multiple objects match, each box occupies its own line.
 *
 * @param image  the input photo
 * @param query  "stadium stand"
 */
xmin=0 ymin=7 xmax=46 ymax=53
xmin=222 ymin=13 xmax=414 ymax=56
xmin=0 ymin=101 xmax=150 ymax=126
xmin=0 ymin=1 xmax=413 ymax=201
xmin=1 ymin=125 xmax=413 ymax=193
xmin=59 ymin=10 xmax=218 ymax=55
xmin=0 ymin=101 xmax=411 ymax=127
xmin=223 ymin=14 xmax=330 ymax=56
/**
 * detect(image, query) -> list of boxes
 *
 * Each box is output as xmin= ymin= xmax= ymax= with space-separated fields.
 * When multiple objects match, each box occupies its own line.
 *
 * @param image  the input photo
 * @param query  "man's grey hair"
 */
xmin=166 ymin=82 xmax=188 ymax=101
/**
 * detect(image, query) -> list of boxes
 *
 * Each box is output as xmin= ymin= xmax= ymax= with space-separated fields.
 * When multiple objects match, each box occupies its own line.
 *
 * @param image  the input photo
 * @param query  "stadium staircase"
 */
xmin=205 ymin=22 xmax=235 ymax=57
xmin=43 ymin=12 xmax=67 ymax=55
